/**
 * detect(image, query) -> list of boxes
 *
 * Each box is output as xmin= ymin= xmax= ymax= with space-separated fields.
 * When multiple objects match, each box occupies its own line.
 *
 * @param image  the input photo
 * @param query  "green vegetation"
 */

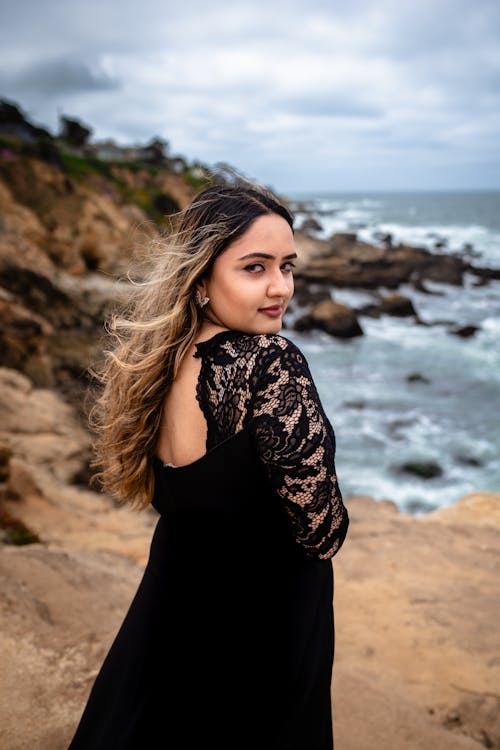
xmin=61 ymin=152 xmax=113 ymax=180
xmin=0 ymin=507 xmax=40 ymax=545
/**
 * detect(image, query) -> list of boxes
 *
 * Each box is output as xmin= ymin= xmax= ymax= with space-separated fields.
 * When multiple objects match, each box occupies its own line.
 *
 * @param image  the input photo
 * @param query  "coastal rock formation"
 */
xmin=334 ymin=494 xmax=500 ymax=750
xmin=287 ymin=228 xmax=500 ymax=338
xmin=0 ymin=367 xmax=155 ymax=562
xmin=1 ymin=492 xmax=499 ymax=750
xmin=0 ymin=544 xmax=144 ymax=750
xmin=293 ymin=229 xmax=500 ymax=290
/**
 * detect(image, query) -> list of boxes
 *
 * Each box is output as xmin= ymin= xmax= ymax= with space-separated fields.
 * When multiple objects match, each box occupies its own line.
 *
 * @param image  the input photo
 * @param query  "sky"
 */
xmin=1 ymin=0 xmax=499 ymax=193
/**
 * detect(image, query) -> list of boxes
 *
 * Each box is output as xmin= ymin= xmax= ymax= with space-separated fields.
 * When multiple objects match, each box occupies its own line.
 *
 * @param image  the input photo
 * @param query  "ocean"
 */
xmin=284 ymin=190 xmax=500 ymax=513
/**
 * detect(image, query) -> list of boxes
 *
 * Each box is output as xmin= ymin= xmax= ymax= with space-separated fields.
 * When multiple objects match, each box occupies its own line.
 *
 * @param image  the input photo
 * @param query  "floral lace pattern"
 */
xmin=194 ymin=332 xmax=348 ymax=559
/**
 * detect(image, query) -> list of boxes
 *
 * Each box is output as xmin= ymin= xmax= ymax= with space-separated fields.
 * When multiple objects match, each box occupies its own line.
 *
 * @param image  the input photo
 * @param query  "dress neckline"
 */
xmin=154 ymin=329 xmax=246 ymax=470
xmin=153 ymin=427 xmax=252 ymax=473
xmin=193 ymin=329 xmax=245 ymax=358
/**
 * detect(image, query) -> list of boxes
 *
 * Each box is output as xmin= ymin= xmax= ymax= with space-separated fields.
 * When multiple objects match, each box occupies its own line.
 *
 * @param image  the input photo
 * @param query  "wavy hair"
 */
xmin=89 ymin=181 xmax=294 ymax=508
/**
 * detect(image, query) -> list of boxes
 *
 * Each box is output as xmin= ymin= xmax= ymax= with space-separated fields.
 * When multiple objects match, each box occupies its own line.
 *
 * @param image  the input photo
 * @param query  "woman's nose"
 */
xmin=267 ymin=270 xmax=290 ymax=298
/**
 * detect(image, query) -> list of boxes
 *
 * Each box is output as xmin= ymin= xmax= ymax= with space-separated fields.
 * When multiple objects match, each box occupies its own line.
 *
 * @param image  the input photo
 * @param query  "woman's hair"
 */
xmin=89 ymin=181 xmax=294 ymax=508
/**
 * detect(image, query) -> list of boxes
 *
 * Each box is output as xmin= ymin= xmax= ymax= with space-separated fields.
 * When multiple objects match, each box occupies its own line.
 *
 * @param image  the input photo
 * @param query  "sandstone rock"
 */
xmin=422 ymin=491 xmax=500 ymax=530
xmin=0 ymin=179 xmax=56 ymax=277
xmin=6 ymin=458 xmax=44 ymax=502
xmin=0 ymin=297 xmax=55 ymax=385
xmin=0 ymin=367 xmax=91 ymax=483
xmin=0 ymin=259 xmax=128 ymax=400
xmin=3 ymin=491 xmax=497 ymax=749
xmin=0 ymin=543 xmax=143 ymax=750
xmin=333 ymin=494 xmax=500 ymax=750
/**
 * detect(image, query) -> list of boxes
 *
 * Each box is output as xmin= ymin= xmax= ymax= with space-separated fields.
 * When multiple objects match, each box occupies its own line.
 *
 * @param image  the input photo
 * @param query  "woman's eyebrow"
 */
xmin=237 ymin=252 xmax=298 ymax=261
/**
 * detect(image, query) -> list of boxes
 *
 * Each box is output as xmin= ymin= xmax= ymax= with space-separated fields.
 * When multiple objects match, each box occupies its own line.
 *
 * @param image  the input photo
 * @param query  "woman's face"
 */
xmin=198 ymin=213 xmax=296 ymax=335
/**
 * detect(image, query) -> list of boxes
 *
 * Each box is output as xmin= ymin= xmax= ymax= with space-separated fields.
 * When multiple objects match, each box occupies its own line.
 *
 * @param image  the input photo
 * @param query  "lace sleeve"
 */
xmin=249 ymin=338 xmax=349 ymax=560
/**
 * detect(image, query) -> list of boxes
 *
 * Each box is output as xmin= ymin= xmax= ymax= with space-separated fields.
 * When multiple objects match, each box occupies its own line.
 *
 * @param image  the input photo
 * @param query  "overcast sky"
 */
xmin=1 ymin=0 xmax=499 ymax=192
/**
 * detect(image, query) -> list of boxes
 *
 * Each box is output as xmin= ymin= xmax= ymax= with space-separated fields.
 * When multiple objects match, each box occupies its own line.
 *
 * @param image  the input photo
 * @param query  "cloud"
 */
xmin=1 ymin=57 xmax=120 ymax=97
xmin=0 ymin=0 xmax=499 ymax=189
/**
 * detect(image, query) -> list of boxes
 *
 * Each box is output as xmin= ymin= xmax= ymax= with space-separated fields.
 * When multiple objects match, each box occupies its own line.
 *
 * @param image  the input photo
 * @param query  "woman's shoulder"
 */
xmin=195 ymin=330 xmax=307 ymax=366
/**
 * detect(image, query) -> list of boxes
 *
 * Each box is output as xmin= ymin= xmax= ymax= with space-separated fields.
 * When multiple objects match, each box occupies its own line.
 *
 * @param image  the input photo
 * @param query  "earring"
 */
xmin=195 ymin=290 xmax=210 ymax=308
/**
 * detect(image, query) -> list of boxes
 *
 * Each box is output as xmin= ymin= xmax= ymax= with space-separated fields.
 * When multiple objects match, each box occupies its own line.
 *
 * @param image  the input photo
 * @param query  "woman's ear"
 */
xmin=194 ymin=279 xmax=210 ymax=309
xmin=195 ymin=279 xmax=208 ymax=298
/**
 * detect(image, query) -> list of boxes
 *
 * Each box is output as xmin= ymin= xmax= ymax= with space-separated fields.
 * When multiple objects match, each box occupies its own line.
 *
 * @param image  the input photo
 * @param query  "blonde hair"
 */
xmin=89 ymin=183 xmax=294 ymax=508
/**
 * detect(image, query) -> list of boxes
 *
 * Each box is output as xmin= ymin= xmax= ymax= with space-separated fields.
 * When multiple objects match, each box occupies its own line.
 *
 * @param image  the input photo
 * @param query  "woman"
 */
xmin=68 ymin=182 xmax=349 ymax=749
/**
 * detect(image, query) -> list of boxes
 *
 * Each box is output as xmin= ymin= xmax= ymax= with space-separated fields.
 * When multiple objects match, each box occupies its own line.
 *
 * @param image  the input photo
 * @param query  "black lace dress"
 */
xmin=67 ymin=331 xmax=349 ymax=750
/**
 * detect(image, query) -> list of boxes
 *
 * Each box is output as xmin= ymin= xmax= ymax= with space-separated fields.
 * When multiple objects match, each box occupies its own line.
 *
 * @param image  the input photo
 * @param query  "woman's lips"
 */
xmin=259 ymin=305 xmax=283 ymax=318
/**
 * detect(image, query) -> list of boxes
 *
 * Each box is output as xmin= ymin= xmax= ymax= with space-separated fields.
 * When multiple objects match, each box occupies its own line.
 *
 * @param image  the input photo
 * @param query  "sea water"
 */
xmin=285 ymin=191 xmax=500 ymax=513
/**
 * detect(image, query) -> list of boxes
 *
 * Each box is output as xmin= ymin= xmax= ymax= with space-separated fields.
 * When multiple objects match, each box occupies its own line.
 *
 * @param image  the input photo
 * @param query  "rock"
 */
xmin=378 ymin=293 xmax=417 ymax=316
xmin=0 ymin=367 xmax=92 ymax=484
xmin=295 ymin=299 xmax=364 ymax=338
xmin=422 ymin=254 xmax=466 ymax=285
xmin=0 ymin=506 xmax=40 ymax=545
xmin=0 ymin=255 xmax=129 ymax=402
xmin=1 ymin=479 xmax=500 ymax=750
xmin=0 ymin=444 xmax=13 ymax=482
xmin=343 ymin=400 xmax=366 ymax=410
xmin=293 ymin=231 xmax=479 ymax=291
xmin=6 ymin=458 xmax=45 ymax=502
xmin=455 ymin=454 xmax=482 ymax=467
xmin=448 ymin=324 xmax=480 ymax=338
xmin=0 ymin=265 xmax=86 ymax=328
xmin=407 ymin=372 xmax=431 ymax=384
xmin=412 ymin=277 xmax=445 ymax=295
xmin=0 ymin=297 xmax=55 ymax=386
xmin=333 ymin=494 xmax=500 ymax=750
xmin=329 ymin=232 xmax=358 ymax=249
xmin=290 ymin=277 xmax=331 ymax=307
xmin=299 ymin=217 xmax=323 ymax=234
xmin=0 ymin=543 xmax=143 ymax=750
xmin=422 ymin=491 xmax=500 ymax=530
xmin=399 ymin=461 xmax=443 ymax=479
xmin=358 ymin=293 xmax=418 ymax=318
xmin=467 ymin=265 xmax=500 ymax=283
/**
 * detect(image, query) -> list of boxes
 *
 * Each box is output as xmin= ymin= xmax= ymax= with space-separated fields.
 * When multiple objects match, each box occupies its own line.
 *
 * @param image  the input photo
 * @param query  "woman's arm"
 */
xmin=249 ymin=337 xmax=349 ymax=560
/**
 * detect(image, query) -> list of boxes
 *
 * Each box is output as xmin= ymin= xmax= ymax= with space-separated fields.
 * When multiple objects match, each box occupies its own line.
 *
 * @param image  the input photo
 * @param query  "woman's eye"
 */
xmin=281 ymin=262 xmax=296 ymax=273
xmin=244 ymin=263 xmax=265 ymax=273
